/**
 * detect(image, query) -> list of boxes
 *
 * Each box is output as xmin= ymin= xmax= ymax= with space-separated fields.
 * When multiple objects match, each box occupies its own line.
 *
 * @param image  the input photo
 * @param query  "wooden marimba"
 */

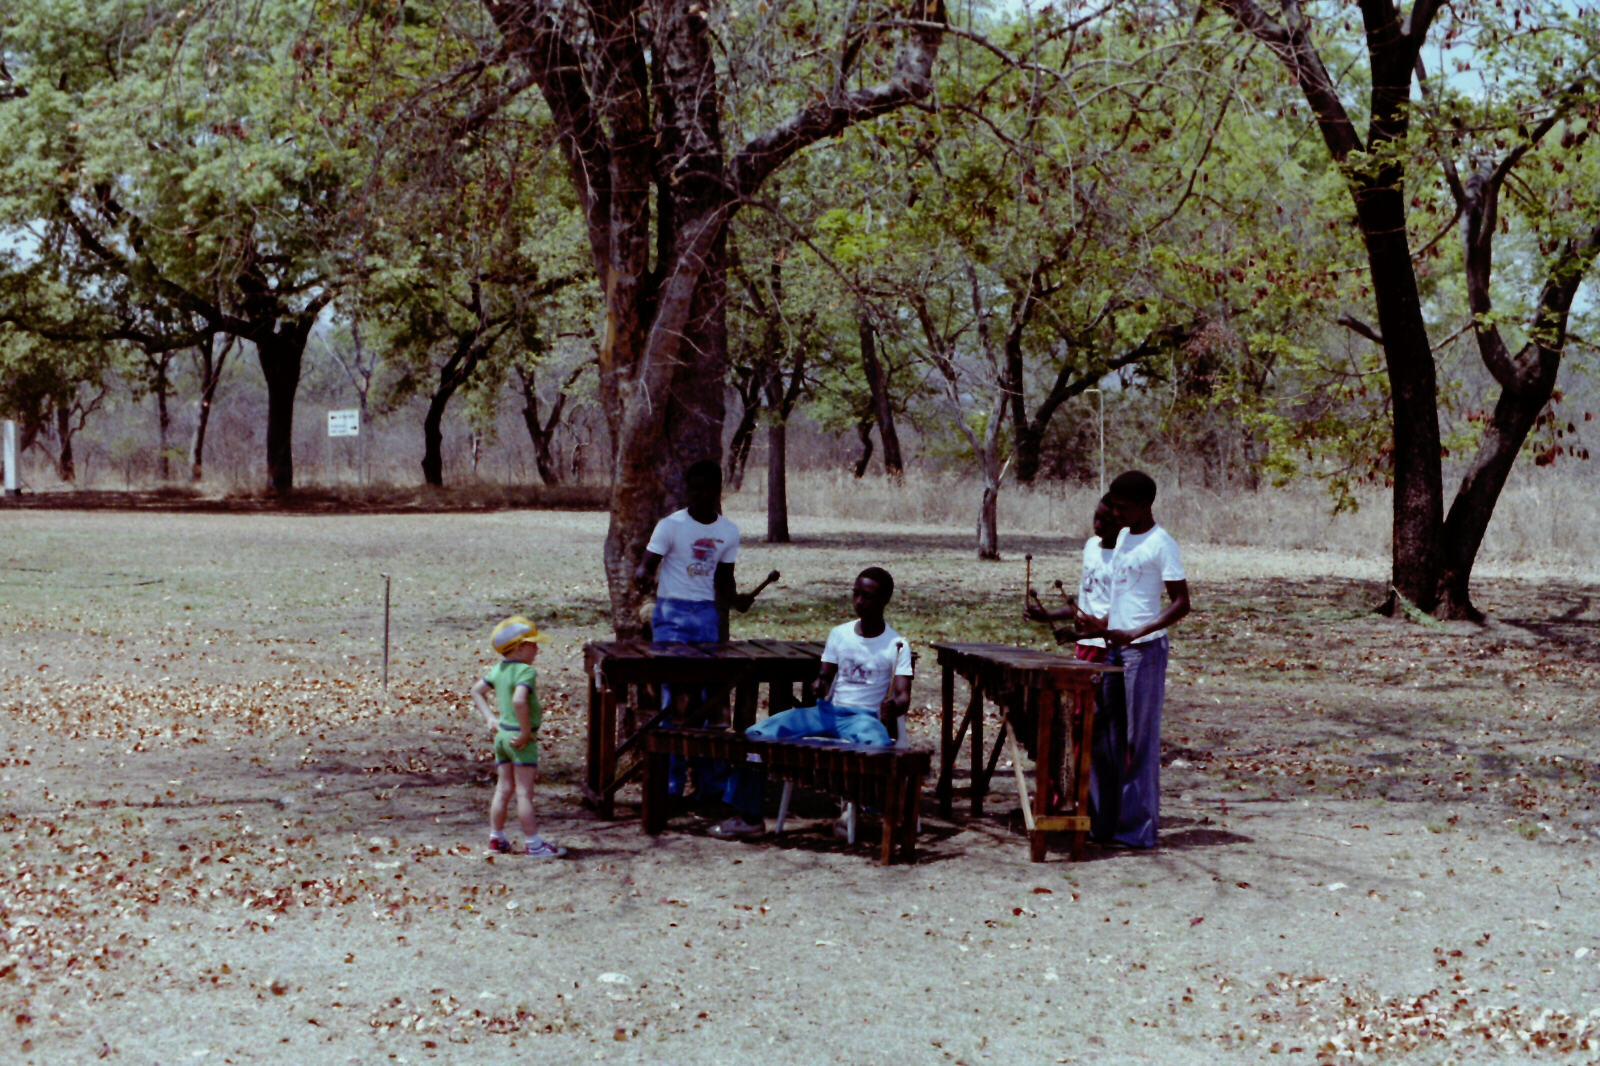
xmin=932 ymin=641 xmax=1120 ymax=861
xmin=581 ymin=639 xmax=824 ymax=818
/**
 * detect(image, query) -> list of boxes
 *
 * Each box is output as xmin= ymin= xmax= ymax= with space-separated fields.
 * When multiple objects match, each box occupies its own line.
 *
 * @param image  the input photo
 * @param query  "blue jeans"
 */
xmin=651 ymin=598 xmax=723 ymax=797
xmin=1089 ymin=637 xmax=1168 ymax=848
xmin=725 ymin=700 xmax=893 ymax=818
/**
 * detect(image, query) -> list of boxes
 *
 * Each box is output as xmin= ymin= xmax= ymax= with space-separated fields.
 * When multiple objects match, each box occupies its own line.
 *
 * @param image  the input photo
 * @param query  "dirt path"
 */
xmin=2 ymin=510 xmax=1598 ymax=1064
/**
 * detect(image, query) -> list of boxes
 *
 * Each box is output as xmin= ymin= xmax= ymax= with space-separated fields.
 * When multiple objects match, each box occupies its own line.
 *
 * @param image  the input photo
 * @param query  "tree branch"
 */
xmin=1209 ymin=0 xmax=1362 ymax=161
xmin=727 ymin=2 xmax=948 ymax=201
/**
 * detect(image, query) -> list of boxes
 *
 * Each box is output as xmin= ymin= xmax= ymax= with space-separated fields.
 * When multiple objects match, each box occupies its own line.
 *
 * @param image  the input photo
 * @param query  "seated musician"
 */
xmin=708 ymin=566 xmax=913 ymax=840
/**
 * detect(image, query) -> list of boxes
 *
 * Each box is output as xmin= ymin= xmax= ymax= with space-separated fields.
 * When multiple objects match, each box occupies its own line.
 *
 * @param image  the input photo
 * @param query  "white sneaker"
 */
xmin=707 ymin=815 xmax=765 ymax=840
xmin=525 ymin=840 xmax=567 ymax=859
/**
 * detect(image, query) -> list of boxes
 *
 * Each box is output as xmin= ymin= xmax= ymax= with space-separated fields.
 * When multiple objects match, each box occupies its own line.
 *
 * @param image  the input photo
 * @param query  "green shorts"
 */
xmin=493 ymin=729 xmax=539 ymax=766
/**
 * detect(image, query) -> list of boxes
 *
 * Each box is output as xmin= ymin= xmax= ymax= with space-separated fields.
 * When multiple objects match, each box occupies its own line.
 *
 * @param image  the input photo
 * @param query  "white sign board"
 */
xmin=327 ymin=410 xmax=360 ymax=438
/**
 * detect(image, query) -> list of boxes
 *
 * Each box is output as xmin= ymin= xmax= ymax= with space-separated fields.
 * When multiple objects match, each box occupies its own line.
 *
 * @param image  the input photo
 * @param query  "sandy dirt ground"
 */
xmin=2 ymin=508 xmax=1599 ymax=1065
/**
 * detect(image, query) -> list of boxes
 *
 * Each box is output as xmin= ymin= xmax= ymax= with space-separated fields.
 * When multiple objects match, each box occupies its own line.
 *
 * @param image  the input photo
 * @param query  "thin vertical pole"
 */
xmin=2 ymin=420 xmax=17 ymax=496
xmin=1098 ymin=391 xmax=1105 ymax=494
xmin=381 ymin=573 xmax=391 ymax=693
xmin=1085 ymin=388 xmax=1104 ymax=494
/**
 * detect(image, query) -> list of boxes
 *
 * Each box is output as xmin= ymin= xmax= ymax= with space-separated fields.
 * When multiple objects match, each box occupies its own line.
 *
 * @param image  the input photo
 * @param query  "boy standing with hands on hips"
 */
xmin=471 ymin=616 xmax=566 ymax=859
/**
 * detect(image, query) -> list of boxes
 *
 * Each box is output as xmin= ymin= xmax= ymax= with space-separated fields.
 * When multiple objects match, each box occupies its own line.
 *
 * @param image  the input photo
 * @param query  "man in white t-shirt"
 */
xmin=634 ymin=460 xmax=756 ymax=797
xmin=635 ymin=460 xmax=753 ymax=644
xmin=709 ymin=567 xmax=914 ymax=839
xmin=1090 ymin=470 xmax=1191 ymax=849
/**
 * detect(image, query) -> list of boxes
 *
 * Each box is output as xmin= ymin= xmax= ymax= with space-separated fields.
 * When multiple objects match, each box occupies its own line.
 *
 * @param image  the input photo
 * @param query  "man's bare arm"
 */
xmin=1104 ymin=580 xmax=1191 ymax=646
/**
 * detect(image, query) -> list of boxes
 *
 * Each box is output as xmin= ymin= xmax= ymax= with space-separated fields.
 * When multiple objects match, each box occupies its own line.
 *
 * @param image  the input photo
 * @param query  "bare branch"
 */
xmin=728 ymin=3 xmax=948 ymax=201
xmin=1337 ymin=313 xmax=1384 ymax=346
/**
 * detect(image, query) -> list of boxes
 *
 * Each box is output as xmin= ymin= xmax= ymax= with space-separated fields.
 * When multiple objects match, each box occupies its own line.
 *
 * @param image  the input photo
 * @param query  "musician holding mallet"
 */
xmin=1089 ymin=470 xmax=1191 ymax=850
xmin=634 ymin=459 xmax=756 ymax=799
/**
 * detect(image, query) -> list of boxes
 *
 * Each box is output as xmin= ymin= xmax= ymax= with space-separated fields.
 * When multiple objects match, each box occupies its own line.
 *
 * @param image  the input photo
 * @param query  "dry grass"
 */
xmin=736 ymin=467 xmax=1600 ymax=574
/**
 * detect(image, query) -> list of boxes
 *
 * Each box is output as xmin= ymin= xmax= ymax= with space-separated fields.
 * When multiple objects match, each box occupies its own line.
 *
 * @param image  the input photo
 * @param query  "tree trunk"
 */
xmin=766 ymin=417 xmax=789 ymax=543
xmin=1433 ymin=385 xmax=1545 ymax=621
xmin=853 ymin=419 xmax=875 ymax=478
xmin=1359 ymin=186 xmax=1444 ymax=614
xmin=421 ymin=387 xmax=452 ymax=488
xmin=723 ymin=377 xmax=761 ymax=492
xmin=516 ymin=365 xmax=563 ymax=486
xmin=517 ymin=360 xmax=593 ymax=488
xmin=257 ymin=335 xmax=302 ymax=496
xmin=54 ymin=404 xmax=75 ymax=482
xmin=154 ymin=356 xmax=171 ymax=481
xmin=601 ymin=230 xmax=730 ymax=637
xmin=189 ymin=336 xmax=230 ymax=482
xmin=491 ymin=0 xmax=946 ymax=636
xmin=976 ymin=474 xmax=999 ymax=560
xmin=859 ymin=314 xmax=904 ymax=478
xmin=1216 ymin=0 xmax=1448 ymax=616
xmin=528 ymin=418 xmax=563 ymax=488
xmin=1014 ymin=422 xmax=1044 ymax=485
xmin=1431 ymin=189 xmax=1600 ymax=619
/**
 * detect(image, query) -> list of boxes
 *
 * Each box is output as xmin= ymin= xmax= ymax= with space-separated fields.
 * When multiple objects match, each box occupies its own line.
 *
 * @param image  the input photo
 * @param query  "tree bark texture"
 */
xmin=487 ymin=0 xmax=946 ymax=634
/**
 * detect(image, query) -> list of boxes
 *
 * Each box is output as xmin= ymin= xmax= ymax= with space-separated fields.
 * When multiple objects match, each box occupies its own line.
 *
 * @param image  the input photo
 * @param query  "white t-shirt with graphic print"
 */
xmin=645 ymin=509 xmax=740 ymax=603
xmin=1107 ymin=524 xmax=1185 ymax=644
xmin=1077 ymin=536 xmax=1117 ymax=650
xmin=821 ymin=621 xmax=914 ymax=710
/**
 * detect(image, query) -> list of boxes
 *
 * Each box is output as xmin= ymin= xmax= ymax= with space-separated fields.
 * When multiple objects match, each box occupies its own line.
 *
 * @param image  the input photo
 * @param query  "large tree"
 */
xmin=811 ymin=4 xmax=1247 ymax=557
xmin=483 ymin=0 xmax=948 ymax=633
xmin=0 ymin=0 xmax=350 ymax=495
xmin=1210 ymin=0 xmax=1600 ymax=619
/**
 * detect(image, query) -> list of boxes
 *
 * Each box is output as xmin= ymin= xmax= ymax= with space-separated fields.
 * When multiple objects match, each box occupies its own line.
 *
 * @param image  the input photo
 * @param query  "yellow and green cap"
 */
xmin=491 ymin=615 xmax=551 ymax=654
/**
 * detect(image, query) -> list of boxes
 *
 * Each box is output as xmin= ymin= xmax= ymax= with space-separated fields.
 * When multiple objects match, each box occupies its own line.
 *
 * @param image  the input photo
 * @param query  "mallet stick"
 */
xmin=1055 ymin=579 xmax=1108 ymax=639
xmin=889 ymin=639 xmax=907 ymax=744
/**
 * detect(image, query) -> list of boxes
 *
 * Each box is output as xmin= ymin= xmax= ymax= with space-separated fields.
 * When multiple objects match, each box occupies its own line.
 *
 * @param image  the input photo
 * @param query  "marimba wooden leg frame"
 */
xmin=936 ymin=667 xmax=1096 ymax=861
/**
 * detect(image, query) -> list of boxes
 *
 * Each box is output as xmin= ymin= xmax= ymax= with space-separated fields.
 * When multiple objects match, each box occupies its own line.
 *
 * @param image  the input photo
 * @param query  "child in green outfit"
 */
xmin=470 ymin=616 xmax=566 ymax=859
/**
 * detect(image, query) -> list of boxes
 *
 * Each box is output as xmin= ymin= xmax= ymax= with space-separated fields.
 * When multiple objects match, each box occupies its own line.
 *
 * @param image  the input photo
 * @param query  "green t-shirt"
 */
xmin=484 ymin=660 xmax=541 ymax=733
